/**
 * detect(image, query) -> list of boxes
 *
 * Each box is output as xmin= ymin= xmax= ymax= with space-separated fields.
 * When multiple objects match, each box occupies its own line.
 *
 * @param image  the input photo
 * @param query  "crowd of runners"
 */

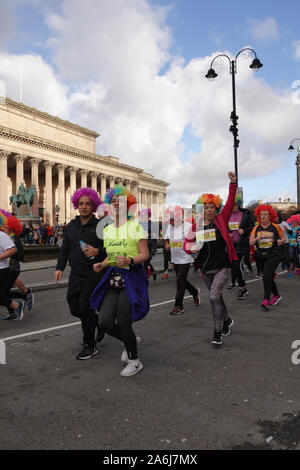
xmin=1 ymin=173 xmax=300 ymax=376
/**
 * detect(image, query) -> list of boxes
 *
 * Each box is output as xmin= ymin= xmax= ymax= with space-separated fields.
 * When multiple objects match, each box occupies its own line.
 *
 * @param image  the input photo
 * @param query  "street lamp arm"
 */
xmin=235 ymin=47 xmax=258 ymax=62
xmin=290 ymin=138 xmax=300 ymax=146
xmin=210 ymin=54 xmax=231 ymax=69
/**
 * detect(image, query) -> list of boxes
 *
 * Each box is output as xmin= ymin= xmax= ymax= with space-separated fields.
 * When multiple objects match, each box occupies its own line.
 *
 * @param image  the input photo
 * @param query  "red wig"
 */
xmin=7 ymin=216 xmax=23 ymax=236
xmin=255 ymin=204 xmax=277 ymax=223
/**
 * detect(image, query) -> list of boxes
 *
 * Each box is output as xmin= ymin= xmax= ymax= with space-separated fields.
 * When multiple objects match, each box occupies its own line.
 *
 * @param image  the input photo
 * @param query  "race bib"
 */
xmin=228 ymin=222 xmax=239 ymax=231
xmin=258 ymin=240 xmax=273 ymax=249
xmin=107 ymin=251 xmax=129 ymax=269
xmin=170 ymin=241 xmax=183 ymax=248
xmin=196 ymin=229 xmax=216 ymax=243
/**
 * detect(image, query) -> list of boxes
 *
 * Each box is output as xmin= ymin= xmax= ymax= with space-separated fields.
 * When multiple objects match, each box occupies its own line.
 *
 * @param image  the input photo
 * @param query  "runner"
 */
xmin=54 ymin=188 xmax=107 ymax=360
xmin=277 ymin=212 xmax=292 ymax=278
xmin=286 ymin=215 xmax=300 ymax=275
xmin=164 ymin=206 xmax=200 ymax=315
xmin=227 ymin=195 xmax=254 ymax=299
xmin=184 ymin=172 xmax=237 ymax=345
xmin=0 ymin=212 xmax=25 ymax=321
xmin=249 ymin=205 xmax=286 ymax=310
xmin=91 ymin=185 xmax=149 ymax=377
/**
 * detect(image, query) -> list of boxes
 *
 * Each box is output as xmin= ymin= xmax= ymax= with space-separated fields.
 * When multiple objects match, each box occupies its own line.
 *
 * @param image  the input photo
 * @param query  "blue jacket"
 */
xmin=90 ymin=264 xmax=150 ymax=322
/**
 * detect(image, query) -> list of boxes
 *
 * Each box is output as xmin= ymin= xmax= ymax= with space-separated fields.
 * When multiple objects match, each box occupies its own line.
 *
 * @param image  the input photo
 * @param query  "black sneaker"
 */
xmin=238 ymin=288 xmax=248 ymax=300
xmin=76 ymin=345 xmax=99 ymax=360
xmin=211 ymin=330 xmax=222 ymax=345
xmin=222 ymin=317 xmax=234 ymax=336
xmin=227 ymin=283 xmax=235 ymax=290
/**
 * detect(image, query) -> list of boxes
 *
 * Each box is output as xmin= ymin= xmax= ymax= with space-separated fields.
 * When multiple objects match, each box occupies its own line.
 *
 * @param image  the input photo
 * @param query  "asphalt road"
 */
xmin=0 ymin=268 xmax=299 ymax=450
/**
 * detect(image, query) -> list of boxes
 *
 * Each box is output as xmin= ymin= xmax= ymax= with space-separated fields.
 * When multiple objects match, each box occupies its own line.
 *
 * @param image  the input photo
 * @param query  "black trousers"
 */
xmin=259 ymin=255 xmax=280 ymax=300
xmin=98 ymin=288 xmax=137 ymax=360
xmin=4 ymin=269 xmax=28 ymax=313
xmin=231 ymin=253 xmax=246 ymax=288
xmin=0 ymin=268 xmax=12 ymax=308
xmin=174 ymin=263 xmax=198 ymax=307
xmin=67 ymin=273 xmax=101 ymax=348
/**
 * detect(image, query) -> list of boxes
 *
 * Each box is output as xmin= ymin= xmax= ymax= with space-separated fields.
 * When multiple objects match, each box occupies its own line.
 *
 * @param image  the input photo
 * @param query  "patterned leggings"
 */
xmin=202 ymin=268 xmax=230 ymax=331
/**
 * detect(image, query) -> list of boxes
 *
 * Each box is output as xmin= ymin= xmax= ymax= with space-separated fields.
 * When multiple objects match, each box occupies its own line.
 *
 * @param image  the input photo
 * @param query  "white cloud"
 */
xmin=1 ymin=1 xmax=299 ymax=207
xmin=292 ymin=40 xmax=300 ymax=60
xmin=247 ymin=17 xmax=279 ymax=41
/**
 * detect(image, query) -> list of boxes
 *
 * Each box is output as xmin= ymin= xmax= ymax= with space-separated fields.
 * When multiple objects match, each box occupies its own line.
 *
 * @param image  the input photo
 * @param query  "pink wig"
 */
xmin=287 ymin=214 xmax=300 ymax=226
xmin=71 ymin=188 xmax=102 ymax=212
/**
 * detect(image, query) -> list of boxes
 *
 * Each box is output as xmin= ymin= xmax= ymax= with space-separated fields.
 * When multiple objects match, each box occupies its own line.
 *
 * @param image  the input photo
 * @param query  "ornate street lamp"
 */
xmin=206 ymin=48 xmax=263 ymax=185
xmin=288 ymin=139 xmax=300 ymax=209
xmin=55 ymin=204 xmax=60 ymax=223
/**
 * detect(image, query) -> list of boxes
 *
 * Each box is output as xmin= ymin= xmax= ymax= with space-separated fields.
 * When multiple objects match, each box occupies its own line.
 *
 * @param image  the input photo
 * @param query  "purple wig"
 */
xmin=71 ymin=187 xmax=102 ymax=212
xmin=0 ymin=209 xmax=12 ymax=218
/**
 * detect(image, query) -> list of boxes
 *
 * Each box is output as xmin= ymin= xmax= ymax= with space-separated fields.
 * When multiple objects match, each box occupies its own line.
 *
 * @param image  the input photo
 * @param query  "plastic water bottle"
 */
xmin=79 ymin=240 xmax=95 ymax=260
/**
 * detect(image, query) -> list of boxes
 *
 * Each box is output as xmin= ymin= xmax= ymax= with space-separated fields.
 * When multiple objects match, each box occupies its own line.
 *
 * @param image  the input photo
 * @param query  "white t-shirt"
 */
xmin=0 ymin=231 xmax=15 ymax=269
xmin=279 ymin=221 xmax=291 ymax=244
xmin=164 ymin=222 xmax=193 ymax=264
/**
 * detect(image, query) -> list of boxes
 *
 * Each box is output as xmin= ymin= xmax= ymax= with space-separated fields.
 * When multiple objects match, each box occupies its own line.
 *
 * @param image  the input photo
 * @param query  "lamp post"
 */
xmin=55 ymin=204 xmax=60 ymax=224
xmin=205 ymin=48 xmax=263 ymax=186
xmin=288 ymin=139 xmax=300 ymax=209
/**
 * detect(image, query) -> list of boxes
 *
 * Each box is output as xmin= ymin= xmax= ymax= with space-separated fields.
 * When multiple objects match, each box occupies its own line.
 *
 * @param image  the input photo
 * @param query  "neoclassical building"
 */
xmin=0 ymin=98 xmax=168 ymax=224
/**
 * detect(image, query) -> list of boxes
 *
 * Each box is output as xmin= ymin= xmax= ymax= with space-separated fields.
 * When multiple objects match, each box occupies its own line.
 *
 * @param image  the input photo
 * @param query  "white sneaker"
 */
xmin=120 ymin=360 xmax=143 ymax=377
xmin=121 ymin=336 xmax=141 ymax=365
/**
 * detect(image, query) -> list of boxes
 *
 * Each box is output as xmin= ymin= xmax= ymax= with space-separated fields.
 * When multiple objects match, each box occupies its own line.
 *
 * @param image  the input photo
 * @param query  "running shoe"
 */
xmin=193 ymin=287 xmax=201 ymax=306
xmin=261 ymin=299 xmax=271 ymax=311
xmin=121 ymin=336 xmax=141 ymax=365
xmin=76 ymin=345 xmax=99 ymax=360
xmin=170 ymin=306 xmax=185 ymax=315
xmin=15 ymin=301 xmax=25 ymax=320
xmin=269 ymin=294 xmax=282 ymax=306
xmin=211 ymin=330 xmax=222 ymax=345
xmin=222 ymin=317 xmax=234 ymax=336
xmin=227 ymin=282 xmax=235 ymax=290
xmin=120 ymin=360 xmax=143 ymax=377
xmin=161 ymin=271 xmax=168 ymax=279
xmin=0 ymin=313 xmax=18 ymax=321
xmin=238 ymin=288 xmax=248 ymax=300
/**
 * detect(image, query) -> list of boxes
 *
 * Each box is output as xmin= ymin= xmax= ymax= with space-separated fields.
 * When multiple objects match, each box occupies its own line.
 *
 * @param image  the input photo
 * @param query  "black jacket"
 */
xmin=56 ymin=215 xmax=106 ymax=279
xmin=234 ymin=209 xmax=255 ymax=254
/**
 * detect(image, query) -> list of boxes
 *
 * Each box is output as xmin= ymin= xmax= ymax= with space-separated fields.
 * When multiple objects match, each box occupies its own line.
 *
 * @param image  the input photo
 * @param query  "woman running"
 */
xmin=90 ymin=185 xmax=149 ymax=377
xmin=184 ymin=172 xmax=237 ymax=345
xmin=286 ymin=215 xmax=300 ymax=274
xmin=277 ymin=212 xmax=292 ymax=278
xmin=249 ymin=205 xmax=286 ymax=310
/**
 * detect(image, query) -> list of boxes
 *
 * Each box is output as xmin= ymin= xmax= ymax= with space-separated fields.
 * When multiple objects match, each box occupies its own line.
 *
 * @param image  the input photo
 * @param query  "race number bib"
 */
xmin=196 ymin=229 xmax=216 ymax=243
xmin=170 ymin=241 xmax=183 ymax=248
xmin=257 ymin=231 xmax=274 ymax=250
xmin=228 ymin=222 xmax=239 ymax=231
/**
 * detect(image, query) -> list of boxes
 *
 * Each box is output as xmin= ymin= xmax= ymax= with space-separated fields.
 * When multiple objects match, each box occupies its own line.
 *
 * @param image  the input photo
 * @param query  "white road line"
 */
xmin=0 ymin=271 xmax=287 ymax=343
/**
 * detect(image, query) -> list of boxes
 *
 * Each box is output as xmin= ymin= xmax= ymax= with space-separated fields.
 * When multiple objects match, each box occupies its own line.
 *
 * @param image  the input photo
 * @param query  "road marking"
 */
xmin=0 ymin=271 xmax=287 ymax=343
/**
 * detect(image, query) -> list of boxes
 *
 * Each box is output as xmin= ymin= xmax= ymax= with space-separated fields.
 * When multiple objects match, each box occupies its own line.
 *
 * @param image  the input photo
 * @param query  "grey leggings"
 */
xmin=98 ymin=288 xmax=137 ymax=360
xmin=202 ymin=268 xmax=230 ymax=331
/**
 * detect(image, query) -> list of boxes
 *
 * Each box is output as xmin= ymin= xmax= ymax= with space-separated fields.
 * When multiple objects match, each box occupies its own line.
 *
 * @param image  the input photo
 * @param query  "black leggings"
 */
xmin=4 ymin=269 xmax=28 ymax=313
xmin=259 ymin=255 xmax=280 ymax=300
xmin=231 ymin=253 xmax=246 ymax=288
xmin=0 ymin=268 xmax=12 ymax=308
xmin=98 ymin=288 xmax=137 ymax=360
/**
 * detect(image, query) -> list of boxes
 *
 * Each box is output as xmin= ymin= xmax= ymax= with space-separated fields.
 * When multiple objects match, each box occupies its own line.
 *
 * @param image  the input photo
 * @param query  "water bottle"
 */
xmin=79 ymin=240 xmax=95 ymax=260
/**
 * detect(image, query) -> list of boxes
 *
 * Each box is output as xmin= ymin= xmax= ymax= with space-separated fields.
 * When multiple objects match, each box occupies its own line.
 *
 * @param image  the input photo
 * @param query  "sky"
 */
xmin=1 ymin=0 xmax=300 ymax=206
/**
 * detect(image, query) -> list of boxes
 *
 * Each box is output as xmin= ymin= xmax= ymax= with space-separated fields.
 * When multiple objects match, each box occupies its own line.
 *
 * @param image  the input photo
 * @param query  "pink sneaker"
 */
xmin=269 ymin=294 xmax=282 ymax=306
xmin=261 ymin=299 xmax=271 ymax=311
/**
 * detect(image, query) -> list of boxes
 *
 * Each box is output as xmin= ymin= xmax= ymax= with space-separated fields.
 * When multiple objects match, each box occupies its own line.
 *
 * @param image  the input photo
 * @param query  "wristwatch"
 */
xmin=129 ymin=257 xmax=135 ymax=267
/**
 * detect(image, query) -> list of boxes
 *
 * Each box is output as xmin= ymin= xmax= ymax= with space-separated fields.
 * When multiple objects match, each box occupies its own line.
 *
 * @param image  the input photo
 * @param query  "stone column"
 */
xmin=30 ymin=158 xmax=40 ymax=215
xmin=130 ymin=181 xmax=139 ymax=199
xmin=109 ymin=176 xmax=115 ymax=189
xmin=80 ymin=169 xmax=88 ymax=188
xmin=57 ymin=164 xmax=67 ymax=223
xmin=14 ymin=154 xmax=26 ymax=189
xmin=91 ymin=172 xmax=98 ymax=192
xmin=0 ymin=150 xmax=9 ymax=210
xmin=100 ymin=174 xmax=107 ymax=201
xmin=69 ymin=167 xmax=77 ymax=219
xmin=44 ymin=162 xmax=54 ymax=224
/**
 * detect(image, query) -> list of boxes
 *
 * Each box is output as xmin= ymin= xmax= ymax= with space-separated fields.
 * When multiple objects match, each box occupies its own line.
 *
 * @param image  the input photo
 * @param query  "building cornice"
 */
xmin=0 ymin=124 xmax=169 ymax=187
xmin=3 ymin=98 xmax=100 ymax=138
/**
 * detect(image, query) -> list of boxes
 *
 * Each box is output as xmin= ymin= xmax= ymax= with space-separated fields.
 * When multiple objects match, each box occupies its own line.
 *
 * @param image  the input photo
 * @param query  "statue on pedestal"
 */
xmin=9 ymin=183 xmax=36 ymax=217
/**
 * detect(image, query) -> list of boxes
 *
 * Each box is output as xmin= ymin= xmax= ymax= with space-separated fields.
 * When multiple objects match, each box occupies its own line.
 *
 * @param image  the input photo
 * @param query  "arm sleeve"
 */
xmin=56 ymin=229 xmax=70 ymax=271
xmin=220 ymin=183 xmax=237 ymax=225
